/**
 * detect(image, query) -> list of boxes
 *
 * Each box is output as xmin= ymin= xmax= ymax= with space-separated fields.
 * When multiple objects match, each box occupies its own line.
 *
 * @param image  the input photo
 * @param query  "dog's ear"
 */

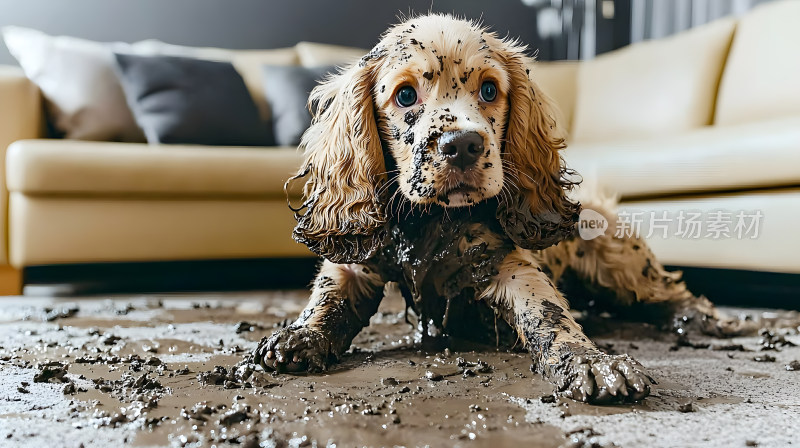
xmin=288 ymin=48 xmax=388 ymax=263
xmin=495 ymin=43 xmax=581 ymax=250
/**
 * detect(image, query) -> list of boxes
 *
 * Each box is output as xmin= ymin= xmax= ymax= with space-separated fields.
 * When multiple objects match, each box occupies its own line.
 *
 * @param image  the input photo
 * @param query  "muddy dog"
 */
xmin=253 ymin=14 xmax=747 ymax=403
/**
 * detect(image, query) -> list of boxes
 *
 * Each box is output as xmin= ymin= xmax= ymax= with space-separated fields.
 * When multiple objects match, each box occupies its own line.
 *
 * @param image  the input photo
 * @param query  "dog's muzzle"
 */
xmin=438 ymin=131 xmax=484 ymax=171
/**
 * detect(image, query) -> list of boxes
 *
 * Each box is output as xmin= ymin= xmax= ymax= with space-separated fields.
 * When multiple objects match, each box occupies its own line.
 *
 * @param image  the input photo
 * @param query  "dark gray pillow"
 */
xmin=114 ymin=53 xmax=272 ymax=146
xmin=263 ymin=65 xmax=335 ymax=146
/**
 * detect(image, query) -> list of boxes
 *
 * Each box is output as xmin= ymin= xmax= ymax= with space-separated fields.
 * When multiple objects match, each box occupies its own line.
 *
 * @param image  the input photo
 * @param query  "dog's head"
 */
xmin=290 ymin=14 xmax=579 ymax=263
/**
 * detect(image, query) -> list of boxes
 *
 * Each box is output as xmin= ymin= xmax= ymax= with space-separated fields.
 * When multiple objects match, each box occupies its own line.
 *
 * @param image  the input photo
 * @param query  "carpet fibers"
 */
xmin=0 ymin=291 xmax=798 ymax=448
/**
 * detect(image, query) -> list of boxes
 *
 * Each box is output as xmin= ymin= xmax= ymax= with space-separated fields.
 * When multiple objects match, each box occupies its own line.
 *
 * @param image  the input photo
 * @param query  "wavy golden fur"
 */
xmin=288 ymin=49 xmax=388 ymax=263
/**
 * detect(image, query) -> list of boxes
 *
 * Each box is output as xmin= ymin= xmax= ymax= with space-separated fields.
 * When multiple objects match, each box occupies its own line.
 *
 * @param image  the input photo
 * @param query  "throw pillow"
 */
xmin=2 ymin=26 xmax=145 ymax=141
xmin=262 ymin=65 xmax=335 ymax=146
xmin=114 ymin=53 xmax=271 ymax=146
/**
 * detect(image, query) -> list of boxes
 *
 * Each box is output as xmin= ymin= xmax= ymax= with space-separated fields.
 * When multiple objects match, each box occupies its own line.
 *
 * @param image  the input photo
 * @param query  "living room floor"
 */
xmin=0 ymin=291 xmax=798 ymax=448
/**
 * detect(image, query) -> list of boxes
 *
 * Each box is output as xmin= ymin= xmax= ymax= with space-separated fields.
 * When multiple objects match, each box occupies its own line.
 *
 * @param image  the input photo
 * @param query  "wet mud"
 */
xmin=1 ymin=293 xmax=799 ymax=447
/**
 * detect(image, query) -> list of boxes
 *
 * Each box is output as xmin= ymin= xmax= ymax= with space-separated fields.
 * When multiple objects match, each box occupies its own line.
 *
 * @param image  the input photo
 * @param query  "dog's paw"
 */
xmin=669 ymin=295 xmax=758 ymax=338
xmin=673 ymin=307 xmax=758 ymax=338
xmin=252 ymin=326 xmax=334 ymax=373
xmin=556 ymin=351 xmax=655 ymax=404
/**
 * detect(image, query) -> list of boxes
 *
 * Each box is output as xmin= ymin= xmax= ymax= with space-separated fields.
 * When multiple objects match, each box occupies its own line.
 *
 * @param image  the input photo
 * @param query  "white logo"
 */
xmin=578 ymin=208 xmax=608 ymax=241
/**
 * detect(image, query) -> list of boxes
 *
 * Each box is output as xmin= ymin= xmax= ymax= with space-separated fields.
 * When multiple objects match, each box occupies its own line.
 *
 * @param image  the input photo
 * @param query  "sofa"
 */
xmin=0 ymin=40 xmax=370 ymax=294
xmin=0 ymin=0 xmax=798 ymax=295
xmin=553 ymin=0 xmax=800 ymax=277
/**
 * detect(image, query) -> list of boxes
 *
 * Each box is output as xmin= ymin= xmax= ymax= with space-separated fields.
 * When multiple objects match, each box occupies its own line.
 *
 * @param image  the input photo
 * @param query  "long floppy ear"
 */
xmin=287 ymin=49 xmax=388 ymax=263
xmin=495 ymin=43 xmax=581 ymax=250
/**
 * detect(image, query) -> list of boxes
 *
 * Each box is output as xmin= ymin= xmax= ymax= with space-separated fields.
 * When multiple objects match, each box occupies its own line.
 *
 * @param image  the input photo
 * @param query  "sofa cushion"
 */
xmin=530 ymin=61 xmax=579 ymax=137
xmin=565 ymin=116 xmax=800 ymax=198
xmin=115 ymin=54 xmax=271 ymax=146
xmin=715 ymin=0 xmax=800 ymax=126
xmin=571 ymin=18 xmax=736 ymax=143
xmin=9 ymin=195 xmax=311 ymax=265
xmin=263 ymin=65 xmax=335 ymax=146
xmin=620 ymin=188 xmax=800 ymax=274
xmin=296 ymin=41 xmax=366 ymax=67
xmin=6 ymin=140 xmax=305 ymax=198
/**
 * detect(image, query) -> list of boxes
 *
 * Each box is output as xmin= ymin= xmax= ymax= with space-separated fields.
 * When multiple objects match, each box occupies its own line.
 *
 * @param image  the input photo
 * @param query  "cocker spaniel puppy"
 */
xmin=253 ymin=14 xmax=744 ymax=404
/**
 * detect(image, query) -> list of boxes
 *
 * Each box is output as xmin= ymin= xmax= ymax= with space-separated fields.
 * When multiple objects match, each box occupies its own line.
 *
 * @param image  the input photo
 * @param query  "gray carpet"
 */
xmin=0 ymin=291 xmax=798 ymax=447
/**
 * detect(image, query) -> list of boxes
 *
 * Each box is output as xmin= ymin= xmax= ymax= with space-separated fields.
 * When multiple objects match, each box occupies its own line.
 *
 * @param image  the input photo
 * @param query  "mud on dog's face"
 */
xmin=292 ymin=14 xmax=577 ymax=263
xmin=374 ymin=17 xmax=509 ymax=207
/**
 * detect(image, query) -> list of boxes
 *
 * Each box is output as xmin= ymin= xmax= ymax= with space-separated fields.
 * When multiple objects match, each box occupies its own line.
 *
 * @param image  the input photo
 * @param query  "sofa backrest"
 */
xmin=530 ymin=61 xmax=579 ymax=138
xmin=569 ymin=17 xmax=736 ymax=144
xmin=714 ymin=0 xmax=800 ymax=126
xmin=295 ymin=42 xmax=366 ymax=68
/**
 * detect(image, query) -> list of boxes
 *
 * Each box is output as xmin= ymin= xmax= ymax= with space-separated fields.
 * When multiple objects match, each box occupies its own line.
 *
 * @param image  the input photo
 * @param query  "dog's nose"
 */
xmin=438 ymin=131 xmax=484 ymax=170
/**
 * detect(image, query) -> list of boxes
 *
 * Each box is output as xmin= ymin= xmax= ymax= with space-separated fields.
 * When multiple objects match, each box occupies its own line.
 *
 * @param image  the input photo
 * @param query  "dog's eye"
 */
xmin=480 ymin=81 xmax=497 ymax=102
xmin=395 ymin=86 xmax=417 ymax=108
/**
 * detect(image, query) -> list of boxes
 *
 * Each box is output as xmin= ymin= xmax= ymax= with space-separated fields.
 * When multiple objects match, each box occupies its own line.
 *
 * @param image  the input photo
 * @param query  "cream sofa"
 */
xmin=1 ymin=0 xmax=798 ymax=295
xmin=0 ymin=41 xmax=368 ymax=294
xmin=542 ymin=0 xmax=800 ymax=276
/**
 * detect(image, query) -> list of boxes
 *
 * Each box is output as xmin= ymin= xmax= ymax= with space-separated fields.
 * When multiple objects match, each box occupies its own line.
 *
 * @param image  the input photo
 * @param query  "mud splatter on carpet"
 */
xmin=0 ymin=291 xmax=798 ymax=447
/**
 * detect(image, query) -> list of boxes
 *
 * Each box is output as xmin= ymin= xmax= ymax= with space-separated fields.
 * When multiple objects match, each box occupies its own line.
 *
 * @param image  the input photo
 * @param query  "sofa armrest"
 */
xmin=0 ymin=65 xmax=42 ymax=147
xmin=0 ymin=65 xmax=43 ymax=266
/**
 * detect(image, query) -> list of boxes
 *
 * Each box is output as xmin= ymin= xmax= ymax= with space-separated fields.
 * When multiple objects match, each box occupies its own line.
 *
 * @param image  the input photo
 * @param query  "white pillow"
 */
xmin=2 ymin=26 xmax=146 ymax=141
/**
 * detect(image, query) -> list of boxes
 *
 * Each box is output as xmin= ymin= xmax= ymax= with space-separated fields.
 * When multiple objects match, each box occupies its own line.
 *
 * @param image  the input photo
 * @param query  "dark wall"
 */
xmin=595 ymin=0 xmax=631 ymax=55
xmin=0 ymin=0 xmax=550 ymax=65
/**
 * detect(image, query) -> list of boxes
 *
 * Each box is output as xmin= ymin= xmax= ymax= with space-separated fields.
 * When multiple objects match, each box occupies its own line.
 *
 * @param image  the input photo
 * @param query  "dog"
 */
xmin=253 ymin=14 xmax=746 ymax=404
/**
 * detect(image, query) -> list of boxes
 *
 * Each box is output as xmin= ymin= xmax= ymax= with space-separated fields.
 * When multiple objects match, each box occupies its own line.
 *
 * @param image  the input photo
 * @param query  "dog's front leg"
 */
xmin=482 ymin=248 xmax=654 ymax=403
xmin=253 ymin=260 xmax=385 ymax=373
